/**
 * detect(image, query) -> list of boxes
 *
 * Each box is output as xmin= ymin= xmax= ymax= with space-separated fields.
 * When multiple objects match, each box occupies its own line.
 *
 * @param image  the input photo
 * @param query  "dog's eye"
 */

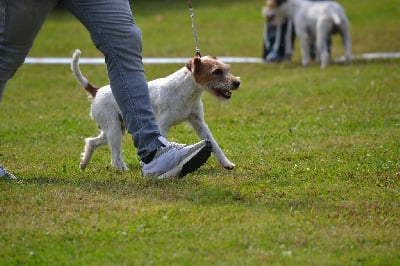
xmin=212 ymin=69 xmax=223 ymax=75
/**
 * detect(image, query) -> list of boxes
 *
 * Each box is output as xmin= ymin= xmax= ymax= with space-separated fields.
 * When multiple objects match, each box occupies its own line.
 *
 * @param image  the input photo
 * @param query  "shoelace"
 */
xmin=164 ymin=141 xmax=187 ymax=149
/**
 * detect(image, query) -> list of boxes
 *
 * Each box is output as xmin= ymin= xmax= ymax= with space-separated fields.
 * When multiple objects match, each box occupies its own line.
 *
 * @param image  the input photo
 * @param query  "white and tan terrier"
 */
xmin=265 ymin=0 xmax=351 ymax=68
xmin=71 ymin=50 xmax=240 ymax=171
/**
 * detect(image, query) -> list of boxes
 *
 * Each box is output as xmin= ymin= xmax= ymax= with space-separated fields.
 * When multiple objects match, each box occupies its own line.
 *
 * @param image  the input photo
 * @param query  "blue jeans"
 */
xmin=0 ymin=0 xmax=162 ymax=159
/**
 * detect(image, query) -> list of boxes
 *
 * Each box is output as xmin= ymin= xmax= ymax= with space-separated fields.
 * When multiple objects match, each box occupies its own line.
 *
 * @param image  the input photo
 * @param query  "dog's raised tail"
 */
xmin=71 ymin=49 xmax=98 ymax=98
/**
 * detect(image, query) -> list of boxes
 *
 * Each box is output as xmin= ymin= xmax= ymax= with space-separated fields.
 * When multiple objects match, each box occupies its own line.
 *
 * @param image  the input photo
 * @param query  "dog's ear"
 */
xmin=187 ymin=57 xmax=202 ymax=73
xmin=186 ymin=59 xmax=193 ymax=72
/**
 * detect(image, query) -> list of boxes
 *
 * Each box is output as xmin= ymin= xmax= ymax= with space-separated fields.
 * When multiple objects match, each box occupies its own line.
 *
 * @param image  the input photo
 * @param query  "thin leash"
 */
xmin=188 ymin=0 xmax=201 ymax=58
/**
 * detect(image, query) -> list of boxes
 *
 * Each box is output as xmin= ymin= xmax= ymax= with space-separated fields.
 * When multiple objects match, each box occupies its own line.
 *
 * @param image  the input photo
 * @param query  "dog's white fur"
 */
xmin=71 ymin=50 xmax=240 ymax=171
xmin=266 ymin=0 xmax=351 ymax=68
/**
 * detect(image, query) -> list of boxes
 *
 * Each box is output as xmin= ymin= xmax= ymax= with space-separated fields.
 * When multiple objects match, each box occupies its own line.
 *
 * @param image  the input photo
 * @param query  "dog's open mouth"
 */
xmin=214 ymin=88 xmax=232 ymax=99
xmin=209 ymin=81 xmax=239 ymax=100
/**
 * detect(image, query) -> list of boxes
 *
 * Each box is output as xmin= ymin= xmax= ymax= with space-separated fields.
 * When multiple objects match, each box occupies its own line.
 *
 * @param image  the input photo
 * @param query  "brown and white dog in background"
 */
xmin=266 ymin=0 xmax=351 ymax=68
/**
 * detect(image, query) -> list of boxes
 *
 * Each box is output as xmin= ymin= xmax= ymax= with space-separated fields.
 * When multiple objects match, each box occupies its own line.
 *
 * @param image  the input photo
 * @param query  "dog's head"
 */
xmin=186 ymin=56 xmax=240 ymax=100
xmin=263 ymin=0 xmax=288 ymax=24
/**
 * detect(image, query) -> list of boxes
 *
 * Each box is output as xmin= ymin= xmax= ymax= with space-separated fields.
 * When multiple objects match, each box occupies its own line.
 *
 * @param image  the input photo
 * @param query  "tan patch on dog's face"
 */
xmin=188 ymin=56 xmax=240 ymax=100
xmin=264 ymin=0 xmax=287 ymax=24
xmin=266 ymin=0 xmax=278 ymax=9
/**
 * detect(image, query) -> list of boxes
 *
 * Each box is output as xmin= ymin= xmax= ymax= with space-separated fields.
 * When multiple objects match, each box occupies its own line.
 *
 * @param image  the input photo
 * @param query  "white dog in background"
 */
xmin=266 ymin=0 xmax=351 ymax=68
xmin=71 ymin=50 xmax=240 ymax=171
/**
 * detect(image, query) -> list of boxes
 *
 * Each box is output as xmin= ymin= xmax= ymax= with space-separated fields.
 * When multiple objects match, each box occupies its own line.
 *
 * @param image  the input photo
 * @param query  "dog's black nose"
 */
xmin=232 ymin=80 xmax=240 ymax=89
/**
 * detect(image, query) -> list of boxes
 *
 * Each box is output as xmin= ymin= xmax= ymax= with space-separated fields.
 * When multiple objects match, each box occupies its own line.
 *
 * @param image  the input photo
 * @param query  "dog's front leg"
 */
xmin=340 ymin=24 xmax=352 ymax=64
xmin=284 ymin=20 xmax=294 ymax=60
xmin=295 ymin=22 xmax=311 ymax=66
xmin=299 ymin=34 xmax=312 ymax=67
xmin=188 ymin=111 xmax=235 ymax=170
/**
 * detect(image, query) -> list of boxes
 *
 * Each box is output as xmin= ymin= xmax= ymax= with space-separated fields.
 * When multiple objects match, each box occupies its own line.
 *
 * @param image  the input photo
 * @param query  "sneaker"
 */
xmin=141 ymin=137 xmax=212 ymax=179
xmin=0 ymin=165 xmax=17 ymax=180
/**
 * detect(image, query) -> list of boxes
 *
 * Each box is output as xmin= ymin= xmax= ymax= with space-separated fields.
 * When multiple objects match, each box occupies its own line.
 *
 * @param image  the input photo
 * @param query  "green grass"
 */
xmin=1 ymin=0 xmax=399 ymax=265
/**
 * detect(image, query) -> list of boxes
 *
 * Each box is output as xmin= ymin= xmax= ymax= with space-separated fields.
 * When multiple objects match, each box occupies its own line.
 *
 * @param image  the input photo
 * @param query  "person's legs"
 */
xmin=0 ymin=0 xmax=58 ymax=101
xmin=262 ymin=22 xmax=274 ymax=59
xmin=0 ymin=0 xmax=58 ymax=179
xmin=61 ymin=0 xmax=161 ymax=160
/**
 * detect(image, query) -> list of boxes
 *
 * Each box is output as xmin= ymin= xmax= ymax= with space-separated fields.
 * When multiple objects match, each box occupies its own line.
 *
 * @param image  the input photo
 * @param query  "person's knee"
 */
xmin=127 ymin=25 xmax=143 ymax=53
xmin=0 ymin=49 xmax=25 ymax=85
xmin=96 ymin=24 xmax=143 ymax=57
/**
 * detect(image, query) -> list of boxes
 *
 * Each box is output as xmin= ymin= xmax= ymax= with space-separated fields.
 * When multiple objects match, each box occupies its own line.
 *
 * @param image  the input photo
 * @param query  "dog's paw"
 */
xmin=79 ymin=160 xmax=88 ymax=171
xmin=222 ymin=160 xmax=235 ymax=170
xmin=119 ymin=165 xmax=130 ymax=171
xmin=112 ymin=160 xmax=129 ymax=171
xmin=79 ymin=163 xmax=86 ymax=171
xmin=114 ymin=165 xmax=129 ymax=172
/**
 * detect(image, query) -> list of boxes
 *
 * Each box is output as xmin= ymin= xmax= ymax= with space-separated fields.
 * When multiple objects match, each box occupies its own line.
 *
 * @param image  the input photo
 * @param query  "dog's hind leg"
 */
xmin=103 ymin=125 xmax=129 ymax=171
xmin=80 ymin=131 xmax=107 ymax=170
xmin=316 ymin=19 xmax=331 ymax=68
xmin=298 ymin=34 xmax=311 ymax=67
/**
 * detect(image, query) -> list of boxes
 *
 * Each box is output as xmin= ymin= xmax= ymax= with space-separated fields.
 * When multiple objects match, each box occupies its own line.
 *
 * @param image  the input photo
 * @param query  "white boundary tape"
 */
xmin=24 ymin=52 xmax=400 ymax=65
xmin=24 ymin=56 xmax=264 ymax=65
xmin=334 ymin=52 xmax=400 ymax=63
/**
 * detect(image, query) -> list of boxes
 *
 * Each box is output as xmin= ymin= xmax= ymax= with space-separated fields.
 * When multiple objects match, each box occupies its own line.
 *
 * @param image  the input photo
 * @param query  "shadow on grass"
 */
xmin=23 ymin=169 xmax=248 ymax=206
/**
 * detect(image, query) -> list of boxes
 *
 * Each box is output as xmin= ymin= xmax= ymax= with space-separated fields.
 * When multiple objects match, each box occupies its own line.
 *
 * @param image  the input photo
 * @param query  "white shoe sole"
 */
xmin=157 ymin=140 xmax=212 ymax=179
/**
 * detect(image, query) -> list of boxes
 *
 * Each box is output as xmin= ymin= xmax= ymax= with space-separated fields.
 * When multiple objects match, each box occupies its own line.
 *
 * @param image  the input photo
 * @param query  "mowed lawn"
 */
xmin=0 ymin=0 xmax=399 ymax=265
